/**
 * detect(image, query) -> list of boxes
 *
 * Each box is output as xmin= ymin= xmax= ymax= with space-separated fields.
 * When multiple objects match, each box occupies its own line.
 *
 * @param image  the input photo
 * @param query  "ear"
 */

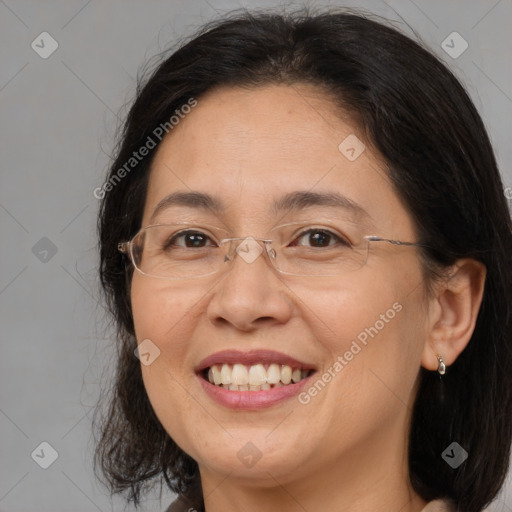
xmin=421 ymin=258 xmax=486 ymax=372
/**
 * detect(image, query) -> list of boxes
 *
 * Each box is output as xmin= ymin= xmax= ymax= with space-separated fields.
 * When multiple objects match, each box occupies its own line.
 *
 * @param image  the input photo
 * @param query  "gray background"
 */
xmin=1 ymin=0 xmax=511 ymax=511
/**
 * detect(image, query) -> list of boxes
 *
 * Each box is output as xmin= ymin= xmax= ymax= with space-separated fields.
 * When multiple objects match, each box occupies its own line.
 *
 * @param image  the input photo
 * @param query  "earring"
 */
xmin=437 ymin=354 xmax=446 ymax=376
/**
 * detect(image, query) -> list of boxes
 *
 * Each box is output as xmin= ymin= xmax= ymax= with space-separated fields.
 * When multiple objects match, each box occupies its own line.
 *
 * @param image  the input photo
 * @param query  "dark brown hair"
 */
xmin=94 ymin=9 xmax=512 ymax=512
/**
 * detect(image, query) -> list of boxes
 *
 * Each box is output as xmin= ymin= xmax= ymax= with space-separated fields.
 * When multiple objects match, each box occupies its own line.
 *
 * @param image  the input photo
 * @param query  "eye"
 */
xmin=289 ymin=228 xmax=351 ymax=248
xmin=165 ymin=230 xmax=216 ymax=249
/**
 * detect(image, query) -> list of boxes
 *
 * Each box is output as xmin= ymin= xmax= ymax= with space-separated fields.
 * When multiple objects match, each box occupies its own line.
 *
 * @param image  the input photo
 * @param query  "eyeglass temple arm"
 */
xmin=365 ymin=236 xmax=424 ymax=247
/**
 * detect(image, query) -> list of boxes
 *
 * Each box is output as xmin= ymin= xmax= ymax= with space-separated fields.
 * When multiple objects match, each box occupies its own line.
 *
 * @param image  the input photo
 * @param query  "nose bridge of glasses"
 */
xmin=221 ymin=236 xmax=274 ymax=267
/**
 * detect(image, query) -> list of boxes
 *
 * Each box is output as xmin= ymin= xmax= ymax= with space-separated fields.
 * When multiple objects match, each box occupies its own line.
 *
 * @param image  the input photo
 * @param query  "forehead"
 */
xmin=143 ymin=84 xmax=413 ymax=235
xmin=151 ymin=84 xmax=357 ymax=178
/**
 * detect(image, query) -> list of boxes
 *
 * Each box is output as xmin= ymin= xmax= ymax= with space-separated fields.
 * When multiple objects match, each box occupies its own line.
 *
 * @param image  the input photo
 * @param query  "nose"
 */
xmin=206 ymin=238 xmax=293 ymax=331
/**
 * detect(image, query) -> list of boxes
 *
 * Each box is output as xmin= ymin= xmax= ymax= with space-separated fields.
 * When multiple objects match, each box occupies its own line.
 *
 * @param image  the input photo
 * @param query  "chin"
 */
xmin=191 ymin=433 xmax=312 ymax=483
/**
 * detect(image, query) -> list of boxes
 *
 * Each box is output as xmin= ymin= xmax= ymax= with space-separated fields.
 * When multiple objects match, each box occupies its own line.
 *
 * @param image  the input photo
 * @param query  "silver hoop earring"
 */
xmin=437 ymin=354 xmax=446 ymax=376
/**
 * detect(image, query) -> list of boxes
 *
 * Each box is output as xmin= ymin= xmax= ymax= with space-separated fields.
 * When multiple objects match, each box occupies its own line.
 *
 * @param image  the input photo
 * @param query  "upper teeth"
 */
xmin=207 ymin=363 xmax=308 ymax=389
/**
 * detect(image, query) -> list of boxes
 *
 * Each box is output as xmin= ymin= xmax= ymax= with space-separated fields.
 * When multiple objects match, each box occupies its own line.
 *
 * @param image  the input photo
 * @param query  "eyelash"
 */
xmin=166 ymin=228 xmax=351 ymax=249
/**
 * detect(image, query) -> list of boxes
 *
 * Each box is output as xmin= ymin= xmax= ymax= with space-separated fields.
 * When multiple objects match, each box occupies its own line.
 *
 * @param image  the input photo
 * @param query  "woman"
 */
xmin=93 ymin=9 xmax=512 ymax=512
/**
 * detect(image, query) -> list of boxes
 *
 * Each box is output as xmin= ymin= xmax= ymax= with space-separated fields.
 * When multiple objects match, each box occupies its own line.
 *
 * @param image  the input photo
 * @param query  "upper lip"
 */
xmin=195 ymin=349 xmax=317 ymax=373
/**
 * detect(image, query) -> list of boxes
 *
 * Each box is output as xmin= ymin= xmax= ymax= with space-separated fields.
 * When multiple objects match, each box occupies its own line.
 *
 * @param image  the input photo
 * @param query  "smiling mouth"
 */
xmin=201 ymin=363 xmax=314 ymax=391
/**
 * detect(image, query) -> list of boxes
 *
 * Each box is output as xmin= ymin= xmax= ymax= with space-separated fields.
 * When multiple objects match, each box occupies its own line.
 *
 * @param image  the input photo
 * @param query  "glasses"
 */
xmin=118 ymin=221 xmax=425 ymax=280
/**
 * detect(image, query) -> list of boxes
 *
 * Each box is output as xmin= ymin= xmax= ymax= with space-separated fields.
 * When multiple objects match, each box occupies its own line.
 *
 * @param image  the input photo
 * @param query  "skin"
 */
xmin=130 ymin=84 xmax=486 ymax=512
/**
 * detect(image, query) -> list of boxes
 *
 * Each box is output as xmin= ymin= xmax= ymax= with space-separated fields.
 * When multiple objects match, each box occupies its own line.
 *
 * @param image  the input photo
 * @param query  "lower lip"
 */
xmin=197 ymin=373 xmax=314 ymax=410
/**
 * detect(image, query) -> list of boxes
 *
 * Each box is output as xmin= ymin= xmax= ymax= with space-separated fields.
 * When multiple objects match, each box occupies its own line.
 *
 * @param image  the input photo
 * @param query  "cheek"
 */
xmin=130 ymin=275 xmax=202 ymax=354
xmin=130 ymin=276 xmax=206 ymax=454
xmin=296 ymin=269 xmax=413 ymax=353
xmin=130 ymin=276 xmax=201 ymax=414
xmin=302 ymin=264 xmax=427 ymax=413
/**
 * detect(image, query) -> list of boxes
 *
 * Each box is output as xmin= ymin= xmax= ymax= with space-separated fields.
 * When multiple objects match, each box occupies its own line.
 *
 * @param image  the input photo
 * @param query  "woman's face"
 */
xmin=131 ymin=84 xmax=430 ymax=489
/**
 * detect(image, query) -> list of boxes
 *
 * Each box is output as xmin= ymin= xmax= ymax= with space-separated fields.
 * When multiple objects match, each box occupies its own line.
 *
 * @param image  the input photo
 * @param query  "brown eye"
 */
xmin=165 ymin=231 xmax=215 ymax=249
xmin=290 ymin=229 xmax=350 ymax=248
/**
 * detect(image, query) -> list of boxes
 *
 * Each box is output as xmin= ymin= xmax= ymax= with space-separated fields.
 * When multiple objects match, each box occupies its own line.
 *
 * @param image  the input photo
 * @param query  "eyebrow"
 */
xmin=149 ymin=190 xmax=370 ymax=222
xmin=270 ymin=190 xmax=369 ymax=219
xmin=150 ymin=191 xmax=224 ymax=222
